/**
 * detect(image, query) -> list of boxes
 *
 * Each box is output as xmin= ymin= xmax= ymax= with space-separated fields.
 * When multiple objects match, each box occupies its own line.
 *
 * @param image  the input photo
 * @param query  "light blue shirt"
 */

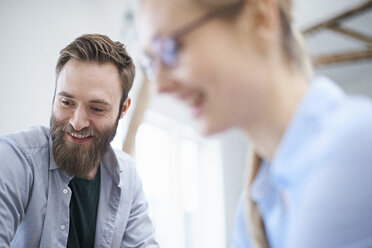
xmin=231 ymin=77 xmax=372 ymax=248
xmin=0 ymin=126 xmax=159 ymax=248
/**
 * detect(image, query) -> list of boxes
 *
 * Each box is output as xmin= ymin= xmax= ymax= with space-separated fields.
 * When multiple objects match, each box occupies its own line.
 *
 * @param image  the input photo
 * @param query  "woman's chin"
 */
xmin=196 ymin=119 xmax=230 ymax=137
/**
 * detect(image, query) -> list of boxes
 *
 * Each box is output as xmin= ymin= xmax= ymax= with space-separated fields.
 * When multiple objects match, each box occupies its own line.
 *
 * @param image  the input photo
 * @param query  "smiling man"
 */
xmin=0 ymin=34 xmax=158 ymax=248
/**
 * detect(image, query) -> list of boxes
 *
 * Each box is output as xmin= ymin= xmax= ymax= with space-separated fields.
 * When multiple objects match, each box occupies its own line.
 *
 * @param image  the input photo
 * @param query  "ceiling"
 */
xmin=295 ymin=0 xmax=372 ymax=97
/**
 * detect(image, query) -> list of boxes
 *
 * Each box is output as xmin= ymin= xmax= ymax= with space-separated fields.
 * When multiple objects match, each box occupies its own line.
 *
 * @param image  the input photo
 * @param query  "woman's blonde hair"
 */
xmin=193 ymin=0 xmax=313 ymax=80
xmin=190 ymin=0 xmax=312 ymax=247
xmin=246 ymin=151 xmax=267 ymax=247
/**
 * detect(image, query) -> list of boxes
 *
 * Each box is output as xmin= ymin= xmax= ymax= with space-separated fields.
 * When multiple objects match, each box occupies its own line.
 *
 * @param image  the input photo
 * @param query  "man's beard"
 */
xmin=50 ymin=114 xmax=119 ymax=178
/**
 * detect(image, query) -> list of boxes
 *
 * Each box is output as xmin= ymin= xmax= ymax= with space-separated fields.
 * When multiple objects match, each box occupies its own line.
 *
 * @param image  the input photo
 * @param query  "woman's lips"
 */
xmin=190 ymin=95 xmax=204 ymax=118
xmin=177 ymin=92 xmax=204 ymax=118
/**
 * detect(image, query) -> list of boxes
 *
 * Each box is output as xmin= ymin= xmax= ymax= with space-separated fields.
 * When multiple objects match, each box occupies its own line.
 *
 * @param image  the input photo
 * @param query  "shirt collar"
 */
xmin=48 ymin=133 xmax=74 ymax=183
xmin=100 ymin=147 xmax=122 ymax=187
xmin=48 ymin=134 xmax=58 ymax=171
xmin=269 ymin=76 xmax=345 ymax=188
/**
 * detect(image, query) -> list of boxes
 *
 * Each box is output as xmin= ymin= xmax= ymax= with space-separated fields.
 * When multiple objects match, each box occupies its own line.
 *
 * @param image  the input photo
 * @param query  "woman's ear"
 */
xmin=236 ymin=0 xmax=280 ymax=37
xmin=120 ymin=97 xmax=131 ymax=119
xmin=235 ymin=0 xmax=282 ymax=55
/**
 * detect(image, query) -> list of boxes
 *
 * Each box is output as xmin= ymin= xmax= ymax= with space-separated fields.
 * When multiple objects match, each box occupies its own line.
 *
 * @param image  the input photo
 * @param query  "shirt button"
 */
xmin=63 ymin=189 xmax=68 ymax=194
xmin=60 ymin=225 xmax=66 ymax=231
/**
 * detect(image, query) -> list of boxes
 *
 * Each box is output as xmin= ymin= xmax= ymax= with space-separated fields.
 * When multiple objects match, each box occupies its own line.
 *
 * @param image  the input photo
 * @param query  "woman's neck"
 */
xmin=243 ymin=69 xmax=308 ymax=162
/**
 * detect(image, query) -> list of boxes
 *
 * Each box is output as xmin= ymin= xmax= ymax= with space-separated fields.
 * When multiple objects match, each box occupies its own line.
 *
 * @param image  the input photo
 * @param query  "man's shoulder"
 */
xmin=0 ymin=126 xmax=50 ymax=150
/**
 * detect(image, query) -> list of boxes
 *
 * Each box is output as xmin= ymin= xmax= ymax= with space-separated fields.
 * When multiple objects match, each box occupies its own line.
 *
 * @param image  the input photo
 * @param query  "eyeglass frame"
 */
xmin=139 ymin=6 xmax=239 ymax=81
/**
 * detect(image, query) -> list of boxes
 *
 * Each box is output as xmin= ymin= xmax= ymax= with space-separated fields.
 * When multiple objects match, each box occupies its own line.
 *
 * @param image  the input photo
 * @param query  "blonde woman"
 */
xmin=136 ymin=0 xmax=372 ymax=247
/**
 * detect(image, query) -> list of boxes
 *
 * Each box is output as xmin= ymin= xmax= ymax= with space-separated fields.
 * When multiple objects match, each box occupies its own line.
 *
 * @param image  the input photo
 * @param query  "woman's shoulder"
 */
xmin=320 ymin=90 xmax=372 ymax=158
xmin=300 ymin=77 xmax=372 ymax=161
xmin=287 ymin=92 xmax=372 ymax=247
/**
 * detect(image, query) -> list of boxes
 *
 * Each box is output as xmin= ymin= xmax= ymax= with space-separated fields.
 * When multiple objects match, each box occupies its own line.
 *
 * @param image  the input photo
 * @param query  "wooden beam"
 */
xmin=303 ymin=0 xmax=372 ymax=35
xmin=312 ymin=49 xmax=372 ymax=66
xmin=328 ymin=24 xmax=372 ymax=45
xmin=122 ymin=78 xmax=150 ymax=156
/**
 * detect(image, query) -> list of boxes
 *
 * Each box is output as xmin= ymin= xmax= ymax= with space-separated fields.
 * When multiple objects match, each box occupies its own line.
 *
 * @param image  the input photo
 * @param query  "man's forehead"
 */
xmin=55 ymin=61 xmax=122 ymax=105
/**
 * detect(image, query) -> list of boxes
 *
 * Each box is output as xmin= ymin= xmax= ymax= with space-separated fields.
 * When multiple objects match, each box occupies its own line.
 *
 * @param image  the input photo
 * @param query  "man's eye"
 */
xmin=91 ymin=107 xmax=104 ymax=113
xmin=61 ymin=100 xmax=71 ymax=106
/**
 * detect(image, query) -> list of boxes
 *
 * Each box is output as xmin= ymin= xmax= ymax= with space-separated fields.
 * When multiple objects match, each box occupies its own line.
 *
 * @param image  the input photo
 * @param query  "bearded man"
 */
xmin=0 ymin=34 xmax=159 ymax=248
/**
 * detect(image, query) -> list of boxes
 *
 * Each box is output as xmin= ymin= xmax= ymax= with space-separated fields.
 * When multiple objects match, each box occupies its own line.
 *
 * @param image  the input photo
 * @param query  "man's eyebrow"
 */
xmin=89 ymin=99 xmax=111 ymax=106
xmin=58 ymin=91 xmax=74 ymax=98
xmin=57 ymin=91 xmax=111 ymax=106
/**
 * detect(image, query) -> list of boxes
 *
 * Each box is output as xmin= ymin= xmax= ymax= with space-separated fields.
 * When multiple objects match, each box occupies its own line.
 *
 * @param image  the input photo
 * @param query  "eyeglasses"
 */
xmin=140 ymin=8 xmax=230 ymax=81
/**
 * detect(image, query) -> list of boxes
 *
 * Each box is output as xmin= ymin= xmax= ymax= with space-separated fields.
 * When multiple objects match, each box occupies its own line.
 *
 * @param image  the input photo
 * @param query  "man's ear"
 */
xmin=119 ymin=97 xmax=131 ymax=119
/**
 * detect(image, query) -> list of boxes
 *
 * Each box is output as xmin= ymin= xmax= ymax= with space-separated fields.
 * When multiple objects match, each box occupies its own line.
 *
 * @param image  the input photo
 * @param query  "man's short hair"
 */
xmin=55 ymin=34 xmax=135 ymax=104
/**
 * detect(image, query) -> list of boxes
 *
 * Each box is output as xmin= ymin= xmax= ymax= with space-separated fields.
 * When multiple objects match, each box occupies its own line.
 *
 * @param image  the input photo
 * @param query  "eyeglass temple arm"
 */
xmin=171 ymin=8 xmax=225 ymax=39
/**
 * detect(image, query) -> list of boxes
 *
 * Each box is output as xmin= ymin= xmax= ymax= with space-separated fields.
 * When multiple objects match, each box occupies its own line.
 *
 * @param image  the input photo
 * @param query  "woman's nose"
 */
xmin=153 ymin=69 xmax=178 ymax=94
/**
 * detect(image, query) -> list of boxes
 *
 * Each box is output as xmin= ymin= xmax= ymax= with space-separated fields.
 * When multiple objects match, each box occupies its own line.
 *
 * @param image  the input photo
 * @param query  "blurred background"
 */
xmin=0 ymin=0 xmax=371 ymax=247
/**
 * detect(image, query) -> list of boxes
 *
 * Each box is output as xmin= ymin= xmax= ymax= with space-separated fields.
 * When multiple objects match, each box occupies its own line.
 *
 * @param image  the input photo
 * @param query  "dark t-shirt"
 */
xmin=67 ymin=167 xmax=101 ymax=248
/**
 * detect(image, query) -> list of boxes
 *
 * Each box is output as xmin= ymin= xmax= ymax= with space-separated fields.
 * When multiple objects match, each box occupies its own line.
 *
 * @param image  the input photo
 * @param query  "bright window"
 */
xmin=135 ymin=111 xmax=226 ymax=248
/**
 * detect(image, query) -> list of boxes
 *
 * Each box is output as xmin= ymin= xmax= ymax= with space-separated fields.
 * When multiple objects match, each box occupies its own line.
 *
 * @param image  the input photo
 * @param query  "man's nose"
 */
xmin=70 ymin=107 xmax=90 ymax=131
